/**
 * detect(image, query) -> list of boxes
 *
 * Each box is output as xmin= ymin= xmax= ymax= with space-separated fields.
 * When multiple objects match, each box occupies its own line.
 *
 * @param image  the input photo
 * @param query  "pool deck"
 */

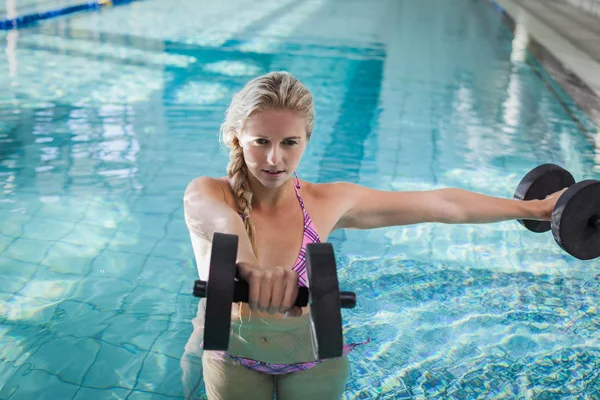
xmin=493 ymin=0 xmax=600 ymax=131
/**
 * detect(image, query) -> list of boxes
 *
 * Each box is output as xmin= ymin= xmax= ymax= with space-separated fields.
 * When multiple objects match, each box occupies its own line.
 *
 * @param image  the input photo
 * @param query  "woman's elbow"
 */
xmin=433 ymin=190 xmax=470 ymax=224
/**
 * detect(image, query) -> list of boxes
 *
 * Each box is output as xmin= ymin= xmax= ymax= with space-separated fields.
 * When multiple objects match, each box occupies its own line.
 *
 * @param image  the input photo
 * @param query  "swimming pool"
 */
xmin=1 ymin=0 xmax=599 ymax=398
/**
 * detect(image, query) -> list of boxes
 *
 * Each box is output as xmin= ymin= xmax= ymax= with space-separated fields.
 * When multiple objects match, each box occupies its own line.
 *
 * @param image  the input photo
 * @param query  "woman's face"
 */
xmin=240 ymin=109 xmax=308 ymax=188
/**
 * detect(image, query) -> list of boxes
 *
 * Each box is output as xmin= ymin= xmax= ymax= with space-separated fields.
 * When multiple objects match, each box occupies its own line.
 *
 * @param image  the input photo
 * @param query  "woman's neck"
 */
xmin=247 ymin=174 xmax=296 ymax=211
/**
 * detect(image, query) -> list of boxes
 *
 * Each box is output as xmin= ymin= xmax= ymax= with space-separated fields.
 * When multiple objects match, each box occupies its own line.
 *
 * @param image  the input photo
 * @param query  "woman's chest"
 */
xmin=252 ymin=210 xmax=306 ymax=269
xmin=250 ymin=196 xmax=337 ymax=269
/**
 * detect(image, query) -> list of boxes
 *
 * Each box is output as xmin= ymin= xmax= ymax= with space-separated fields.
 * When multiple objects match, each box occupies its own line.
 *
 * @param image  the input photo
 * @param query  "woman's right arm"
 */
xmin=183 ymin=177 xmax=300 ymax=316
xmin=183 ymin=176 xmax=258 ymax=278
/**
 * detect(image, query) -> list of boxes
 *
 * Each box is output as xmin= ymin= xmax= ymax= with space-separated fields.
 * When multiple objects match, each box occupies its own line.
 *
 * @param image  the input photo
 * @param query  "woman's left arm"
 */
xmin=331 ymin=182 xmax=563 ymax=230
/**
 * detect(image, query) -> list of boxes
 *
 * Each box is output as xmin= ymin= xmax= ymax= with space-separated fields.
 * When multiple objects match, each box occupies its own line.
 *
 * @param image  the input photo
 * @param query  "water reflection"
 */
xmin=1 ymin=0 xmax=600 ymax=398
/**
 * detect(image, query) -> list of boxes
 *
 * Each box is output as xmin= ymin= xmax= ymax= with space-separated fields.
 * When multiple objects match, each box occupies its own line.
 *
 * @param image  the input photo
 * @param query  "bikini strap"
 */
xmin=291 ymin=172 xmax=309 ymax=217
xmin=293 ymin=172 xmax=301 ymax=189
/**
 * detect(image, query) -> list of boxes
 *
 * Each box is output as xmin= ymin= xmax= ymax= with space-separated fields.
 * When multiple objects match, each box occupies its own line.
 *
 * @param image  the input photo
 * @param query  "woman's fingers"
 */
xmin=238 ymin=264 xmax=300 ymax=315
xmin=280 ymin=269 xmax=299 ymax=314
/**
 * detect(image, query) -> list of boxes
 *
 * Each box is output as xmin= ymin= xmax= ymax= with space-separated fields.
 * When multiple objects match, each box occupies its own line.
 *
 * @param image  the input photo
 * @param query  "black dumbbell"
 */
xmin=514 ymin=163 xmax=600 ymax=260
xmin=192 ymin=232 xmax=356 ymax=360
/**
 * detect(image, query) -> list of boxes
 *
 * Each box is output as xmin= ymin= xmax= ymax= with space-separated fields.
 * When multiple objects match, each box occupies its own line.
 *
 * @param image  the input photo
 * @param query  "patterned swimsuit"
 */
xmin=204 ymin=173 xmax=370 ymax=375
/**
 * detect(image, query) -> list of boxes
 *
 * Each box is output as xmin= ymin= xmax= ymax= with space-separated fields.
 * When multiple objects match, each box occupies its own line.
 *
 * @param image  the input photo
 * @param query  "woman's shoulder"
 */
xmin=184 ymin=176 xmax=236 ymax=206
xmin=184 ymin=176 xmax=228 ymax=194
xmin=297 ymin=180 xmax=360 ymax=233
xmin=296 ymin=179 xmax=356 ymax=207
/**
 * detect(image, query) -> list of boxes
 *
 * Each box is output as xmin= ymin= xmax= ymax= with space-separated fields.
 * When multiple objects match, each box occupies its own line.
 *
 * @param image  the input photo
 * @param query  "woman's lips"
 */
xmin=262 ymin=169 xmax=284 ymax=178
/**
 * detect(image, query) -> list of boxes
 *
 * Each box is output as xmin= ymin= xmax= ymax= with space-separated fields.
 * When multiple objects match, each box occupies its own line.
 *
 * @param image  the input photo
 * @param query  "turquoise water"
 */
xmin=1 ymin=0 xmax=600 ymax=398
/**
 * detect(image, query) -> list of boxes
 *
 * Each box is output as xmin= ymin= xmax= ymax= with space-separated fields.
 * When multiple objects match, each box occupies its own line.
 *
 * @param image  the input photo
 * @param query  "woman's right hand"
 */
xmin=237 ymin=262 xmax=303 ymax=317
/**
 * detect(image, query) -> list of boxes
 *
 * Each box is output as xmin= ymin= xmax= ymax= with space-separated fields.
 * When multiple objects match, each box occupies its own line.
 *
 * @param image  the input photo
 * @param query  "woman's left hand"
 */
xmin=538 ymin=188 xmax=568 ymax=220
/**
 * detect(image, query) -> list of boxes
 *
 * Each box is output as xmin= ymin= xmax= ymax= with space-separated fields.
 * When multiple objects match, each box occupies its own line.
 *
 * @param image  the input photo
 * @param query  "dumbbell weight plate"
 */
xmin=203 ymin=232 xmax=238 ymax=351
xmin=306 ymin=242 xmax=345 ymax=360
xmin=194 ymin=234 xmax=356 ymax=358
xmin=514 ymin=164 xmax=575 ymax=232
xmin=552 ymin=180 xmax=600 ymax=260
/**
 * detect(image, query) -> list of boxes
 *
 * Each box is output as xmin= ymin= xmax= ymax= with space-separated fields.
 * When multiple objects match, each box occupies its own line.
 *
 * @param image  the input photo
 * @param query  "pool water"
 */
xmin=1 ymin=0 xmax=600 ymax=398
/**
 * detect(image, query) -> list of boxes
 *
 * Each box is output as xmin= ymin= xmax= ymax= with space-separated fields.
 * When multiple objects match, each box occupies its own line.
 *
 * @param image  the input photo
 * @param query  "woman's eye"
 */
xmin=284 ymin=140 xmax=297 ymax=146
xmin=255 ymin=138 xmax=268 ymax=145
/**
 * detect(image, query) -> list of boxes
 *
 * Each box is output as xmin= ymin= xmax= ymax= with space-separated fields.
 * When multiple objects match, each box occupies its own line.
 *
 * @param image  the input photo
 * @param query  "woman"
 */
xmin=181 ymin=71 xmax=563 ymax=399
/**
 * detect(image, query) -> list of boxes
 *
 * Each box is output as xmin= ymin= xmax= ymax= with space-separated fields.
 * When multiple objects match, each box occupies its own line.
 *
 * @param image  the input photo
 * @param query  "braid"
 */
xmin=227 ymin=138 xmax=258 ymax=257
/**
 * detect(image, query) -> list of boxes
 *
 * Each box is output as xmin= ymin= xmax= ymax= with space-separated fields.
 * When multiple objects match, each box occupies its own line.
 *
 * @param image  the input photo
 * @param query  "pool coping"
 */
xmin=486 ymin=0 xmax=600 ymax=148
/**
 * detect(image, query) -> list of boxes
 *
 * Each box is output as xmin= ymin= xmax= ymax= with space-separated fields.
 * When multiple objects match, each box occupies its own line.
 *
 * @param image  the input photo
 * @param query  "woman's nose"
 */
xmin=267 ymin=146 xmax=281 ymax=165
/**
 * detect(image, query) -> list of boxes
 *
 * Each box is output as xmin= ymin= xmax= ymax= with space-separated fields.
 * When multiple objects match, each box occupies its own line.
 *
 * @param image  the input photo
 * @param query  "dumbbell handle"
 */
xmin=194 ymin=280 xmax=356 ymax=308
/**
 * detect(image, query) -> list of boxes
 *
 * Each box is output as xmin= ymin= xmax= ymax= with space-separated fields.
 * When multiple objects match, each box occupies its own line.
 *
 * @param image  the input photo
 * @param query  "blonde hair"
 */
xmin=220 ymin=71 xmax=315 ymax=256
